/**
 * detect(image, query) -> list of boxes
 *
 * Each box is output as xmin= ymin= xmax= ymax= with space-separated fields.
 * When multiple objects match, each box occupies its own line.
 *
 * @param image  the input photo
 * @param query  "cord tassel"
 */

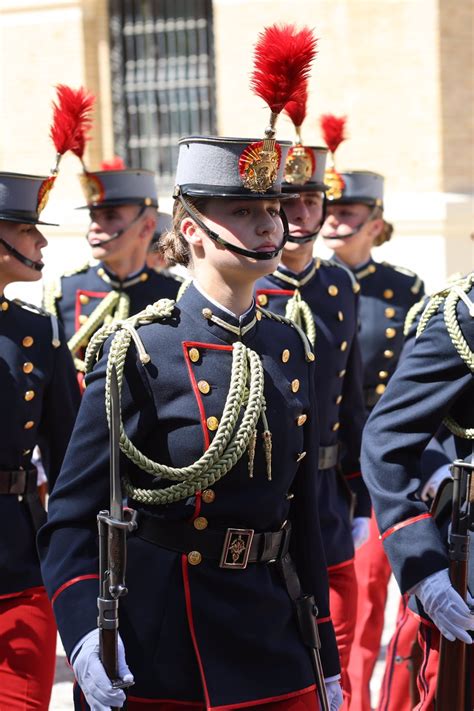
xmin=247 ymin=429 xmax=257 ymax=479
xmin=261 ymin=409 xmax=272 ymax=481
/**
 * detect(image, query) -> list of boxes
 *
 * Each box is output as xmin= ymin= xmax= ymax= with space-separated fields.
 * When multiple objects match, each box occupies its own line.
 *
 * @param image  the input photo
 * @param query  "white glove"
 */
xmin=351 ymin=517 xmax=370 ymax=550
xmin=324 ymin=678 xmax=343 ymax=710
xmin=421 ymin=464 xmax=452 ymax=501
xmin=72 ymin=629 xmax=134 ymax=710
xmin=411 ymin=568 xmax=474 ymax=643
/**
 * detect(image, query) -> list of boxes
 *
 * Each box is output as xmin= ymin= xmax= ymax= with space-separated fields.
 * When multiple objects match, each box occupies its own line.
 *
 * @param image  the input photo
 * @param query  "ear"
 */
xmin=180 ymin=216 xmax=204 ymax=247
xmin=140 ymin=214 xmax=157 ymax=241
xmin=368 ymin=218 xmax=385 ymax=239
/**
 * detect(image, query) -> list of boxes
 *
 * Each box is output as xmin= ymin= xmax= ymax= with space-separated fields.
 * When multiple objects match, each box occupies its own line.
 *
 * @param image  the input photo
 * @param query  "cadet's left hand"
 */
xmin=352 ymin=517 xmax=370 ymax=550
xmin=324 ymin=678 xmax=343 ymax=710
xmin=420 ymin=464 xmax=452 ymax=502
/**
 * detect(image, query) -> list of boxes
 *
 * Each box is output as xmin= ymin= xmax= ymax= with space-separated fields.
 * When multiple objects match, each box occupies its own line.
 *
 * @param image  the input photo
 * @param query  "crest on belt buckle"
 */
xmin=324 ymin=167 xmax=345 ymax=201
xmin=239 ymin=139 xmax=281 ymax=193
xmin=284 ymin=145 xmax=315 ymax=185
xmin=220 ymin=528 xmax=255 ymax=569
xmin=37 ymin=176 xmax=56 ymax=214
xmin=79 ymin=173 xmax=105 ymax=205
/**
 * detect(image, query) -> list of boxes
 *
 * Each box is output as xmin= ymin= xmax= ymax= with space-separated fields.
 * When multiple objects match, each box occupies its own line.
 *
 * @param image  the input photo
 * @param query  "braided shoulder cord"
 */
xmin=283 ymin=290 xmax=317 ymax=347
xmin=403 ymin=298 xmax=426 ymax=337
xmin=176 ymin=278 xmax=192 ymax=301
xmin=416 ymin=294 xmax=445 ymax=339
xmin=42 ymin=279 xmax=61 ymax=317
xmin=444 ymin=276 xmax=474 ymax=373
xmin=68 ymin=291 xmax=123 ymax=355
xmin=257 ymin=306 xmax=315 ymax=362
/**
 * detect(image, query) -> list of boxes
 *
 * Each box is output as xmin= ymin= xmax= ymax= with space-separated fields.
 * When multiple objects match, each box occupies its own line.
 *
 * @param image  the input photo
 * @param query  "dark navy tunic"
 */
xmin=38 ymin=282 xmax=340 ymax=708
xmin=0 ymin=296 xmax=80 ymax=596
xmin=361 ymin=277 xmax=473 ymax=614
xmin=256 ymin=258 xmax=368 ymax=568
xmin=334 ymin=257 xmax=425 ymax=412
xmin=45 ymin=262 xmax=180 ymax=343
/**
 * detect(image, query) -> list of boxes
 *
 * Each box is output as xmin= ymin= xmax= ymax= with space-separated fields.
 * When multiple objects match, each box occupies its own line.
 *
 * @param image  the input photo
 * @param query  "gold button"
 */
xmin=291 ymin=379 xmax=300 ymax=393
xmin=198 ymin=380 xmax=211 ymax=395
xmin=296 ymin=451 xmax=307 ymax=462
xmin=378 ymin=370 xmax=389 ymax=379
xmin=368 ymin=264 xmax=377 ymax=274
xmin=337 ymin=311 xmax=344 ymax=322
xmin=23 ymin=362 xmax=34 ymax=374
xmin=1 ymin=301 xmax=9 ymax=311
xmin=353 ymin=283 xmax=361 ymax=294
xmin=336 ymin=395 xmax=343 ymax=405
xmin=202 ymin=489 xmax=215 ymax=504
xmin=328 ymin=285 xmax=339 ymax=297
xmin=78 ymin=314 xmax=88 ymax=325
xmin=385 ymin=307 xmax=396 ymax=318
xmin=97 ymin=267 xmax=105 ymax=276
xmin=340 ymin=340 xmax=348 ymax=352
xmin=22 ymin=336 xmax=34 ymax=348
xmin=202 ymin=308 xmax=212 ymax=319
xmin=189 ymin=347 xmax=200 ymax=363
xmin=384 ymin=349 xmax=394 ymax=358
xmin=22 ymin=449 xmax=31 ymax=456
xmin=24 ymin=390 xmax=35 ymax=401
xmin=306 ymin=352 xmax=315 ymax=362
xmin=375 ymin=384 xmax=386 ymax=395
xmin=79 ymin=294 xmax=90 ymax=305
xmin=257 ymin=293 xmax=268 ymax=306
xmin=24 ymin=420 xmax=35 ymax=430
xmin=332 ymin=422 xmax=340 ymax=432
xmin=281 ymin=349 xmax=290 ymax=363
xmin=140 ymin=272 xmax=149 ymax=282
xmin=256 ymin=311 xmax=262 ymax=321
xmin=384 ymin=289 xmax=394 ymax=299
xmin=187 ymin=551 xmax=202 ymax=566
xmin=296 ymin=414 xmax=307 ymax=426
xmin=193 ymin=516 xmax=208 ymax=531
xmin=385 ymin=327 xmax=396 ymax=339
xmin=338 ymin=369 xmax=346 ymax=378
xmin=207 ymin=416 xmax=219 ymax=431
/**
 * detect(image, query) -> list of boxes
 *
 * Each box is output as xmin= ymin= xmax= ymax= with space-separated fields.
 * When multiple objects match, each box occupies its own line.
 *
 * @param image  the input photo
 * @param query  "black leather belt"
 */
xmin=318 ymin=444 xmax=339 ymax=470
xmin=135 ymin=511 xmax=291 ymax=570
xmin=0 ymin=468 xmax=37 ymax=495
xmin=364 ymin=387 xmax=381 ymax=408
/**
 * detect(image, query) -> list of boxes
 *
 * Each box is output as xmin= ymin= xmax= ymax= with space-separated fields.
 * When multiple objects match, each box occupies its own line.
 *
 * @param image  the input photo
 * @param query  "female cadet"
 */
xmin=319 ymin=168 xmax=425 ymax=710
xmin=38 ymin=134 xmax=343 ymax=711
xmin=0 ymin=171 xmax=80 ymax=708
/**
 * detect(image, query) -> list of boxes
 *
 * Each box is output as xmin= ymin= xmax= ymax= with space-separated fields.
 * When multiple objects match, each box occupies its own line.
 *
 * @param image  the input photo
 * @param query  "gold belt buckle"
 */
xmin=220 ymin=528 xmax=255 ymax=570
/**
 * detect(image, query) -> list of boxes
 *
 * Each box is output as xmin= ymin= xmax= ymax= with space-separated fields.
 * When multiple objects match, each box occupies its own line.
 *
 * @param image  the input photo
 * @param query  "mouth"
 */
xmin=255 ymin=243 xmax=278 ymax=253
xmin=88 ymin=237 xmax=107 ymax=247
xmin=289 ymin=229 xmax=311 ymax=238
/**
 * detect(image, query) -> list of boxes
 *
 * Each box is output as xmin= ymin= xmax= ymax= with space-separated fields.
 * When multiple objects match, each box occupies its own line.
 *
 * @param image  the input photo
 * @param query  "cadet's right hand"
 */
xmin=412 ymin=568 xmax=474 ymax=643
xmin=72 ymin=629 xmax=134 ymax=710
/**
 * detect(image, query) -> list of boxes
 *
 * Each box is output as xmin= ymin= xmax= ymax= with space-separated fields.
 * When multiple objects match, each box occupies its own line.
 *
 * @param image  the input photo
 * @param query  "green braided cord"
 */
xmin=102 ymin=314 xmax=266 ymax=504
xmin=257 ymin=306 xmax=315 ymax=361
xmin=42 ymin=279 xmax=60 ymax=317
xmin=403 ymin=298 xmax=426 ymax=337
xmin=444 ymin=415 xmax=474 ymax=440
xmin=284 ymin=292 xmax=316 ymax=347
xmin=67 ymin=290 xmax=122 ymax=355
xmin=84 ymin=299 xmax=176 ymax=374
xmin=176 ymin=278 xmax=192 ymax=301
xmin=444 ymin=275 xmax=474 ymax=373
xmin=416 ymin=294 xmax=445 ymax=339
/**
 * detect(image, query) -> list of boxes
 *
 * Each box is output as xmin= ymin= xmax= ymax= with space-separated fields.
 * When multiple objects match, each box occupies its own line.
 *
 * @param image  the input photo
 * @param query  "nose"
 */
xmin=36 ymin=228 xmax=48 ymax=249
xmin=292 ymin=199 xmax=310 ymax=223
xmin=325 ymin=212 xmax=339 ymax=226
xmin=256 ymin=211 xmax=277 ymax=236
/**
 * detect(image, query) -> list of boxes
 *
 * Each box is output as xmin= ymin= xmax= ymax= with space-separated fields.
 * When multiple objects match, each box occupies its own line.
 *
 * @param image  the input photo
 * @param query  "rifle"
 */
xmin=97 ymin=365 xmax=137 ymax=709
xmin=295 ymin=594 xmax=331 ymax=711
xmin=435 ymin=458 xmax=474 ymax=710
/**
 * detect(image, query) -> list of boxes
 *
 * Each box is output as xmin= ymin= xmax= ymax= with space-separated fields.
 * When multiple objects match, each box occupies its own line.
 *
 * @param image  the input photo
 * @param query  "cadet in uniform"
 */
xmin=44 ymin=167 xmax=180 ymax=383
xmin=38 ymin=129 xmax=344 ymax=710
xmin=361 ymin=273 xmax=474 ymax=708
xmin=255 ymin=111 xmax=368 ymax=706
xmin=319 ymin=169 xmax=425 ymax=710
xmin=0 ymin=171 xmax=80 ymax=707
xmin=146 ymin=211 xmax=173 ymax=271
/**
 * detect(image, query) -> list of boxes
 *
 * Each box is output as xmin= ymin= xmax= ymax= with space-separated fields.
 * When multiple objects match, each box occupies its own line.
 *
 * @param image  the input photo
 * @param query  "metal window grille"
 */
xmin=109 ymin=0 xmax=217 ymax=188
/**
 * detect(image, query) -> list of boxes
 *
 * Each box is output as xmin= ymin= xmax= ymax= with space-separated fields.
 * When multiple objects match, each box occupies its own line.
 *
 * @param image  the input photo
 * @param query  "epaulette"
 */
xmin=403 ymin=296 xmax=428 ymax=336
xmin=13 ymin=299 xmax=61 ymax=348
xmin=62 ymin=261 xmax=91 ymax=278
xmin=257 ymin=306 xmax=315 ymax=363
xmin=382 ymin=261 xmax=423 ymax=295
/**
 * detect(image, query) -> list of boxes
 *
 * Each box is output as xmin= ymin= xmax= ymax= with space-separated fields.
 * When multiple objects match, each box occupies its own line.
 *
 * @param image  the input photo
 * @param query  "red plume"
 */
xmin=284 ymin=85 xmax=308 ymax=130
xmin=251 ymin=24 xmax=317 ymax=116
xmin=320 ymin=114 xmax=347 ymax=154
xmin=50 ymin=85 xmax=95 ymax=166
xmin=100 ymin=156 xmax=126 ymax=171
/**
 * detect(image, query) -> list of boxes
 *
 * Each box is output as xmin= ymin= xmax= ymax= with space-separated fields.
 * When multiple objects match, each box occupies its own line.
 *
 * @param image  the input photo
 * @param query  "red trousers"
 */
xmin=328 ymin=559 xmax=358 ymax=709
xmin=377 ymin=598 xmax=420 ymax=711
xmin=348 ymin=511 xmax=392 ymax=710
xmin=0 ymin=586 xmax=56 ymax=710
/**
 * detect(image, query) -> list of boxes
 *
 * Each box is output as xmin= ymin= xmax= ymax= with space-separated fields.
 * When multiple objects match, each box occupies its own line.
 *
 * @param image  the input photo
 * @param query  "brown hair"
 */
xmin=371 ymin=206 xmax=394 ymax=247
xmin=159 ymin=197 xmax=208 ymax=267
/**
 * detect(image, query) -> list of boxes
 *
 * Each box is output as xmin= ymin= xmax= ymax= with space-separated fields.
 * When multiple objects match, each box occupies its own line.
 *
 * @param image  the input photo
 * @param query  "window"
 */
xmin=109 ymin=0 xmax=217 ymax=187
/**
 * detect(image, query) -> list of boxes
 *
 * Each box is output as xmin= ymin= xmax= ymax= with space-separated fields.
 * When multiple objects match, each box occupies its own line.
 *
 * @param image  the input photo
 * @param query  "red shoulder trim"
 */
xmin=51 ymin=574 xmax=99 ymax=606
xmin=380 ymin=513 xmax=432 ymax=542
xmin=255 ymin=288 xmax=294 ymax=297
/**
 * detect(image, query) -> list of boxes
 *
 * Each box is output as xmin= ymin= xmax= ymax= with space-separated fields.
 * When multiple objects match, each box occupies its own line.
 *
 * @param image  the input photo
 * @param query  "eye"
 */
xmin=267 ymin=207 xmax=279 ymax=217
xmin=233 ymin=207 xmax=249 ymax=216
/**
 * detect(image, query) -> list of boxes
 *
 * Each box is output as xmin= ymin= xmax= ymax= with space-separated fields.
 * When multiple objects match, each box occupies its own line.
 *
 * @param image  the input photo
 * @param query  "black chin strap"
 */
xmin=323 ymin=205 xmax=378 ymax=241
xmin=0 ymin=237 xmax=43 ymax=272
xmin=286 ymin=194 xmax=327 ymax=245
xmin=86 ymin=204 xmax=148 ymax=245
xmin=175 ymin=192 xmax=289 ymax=261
